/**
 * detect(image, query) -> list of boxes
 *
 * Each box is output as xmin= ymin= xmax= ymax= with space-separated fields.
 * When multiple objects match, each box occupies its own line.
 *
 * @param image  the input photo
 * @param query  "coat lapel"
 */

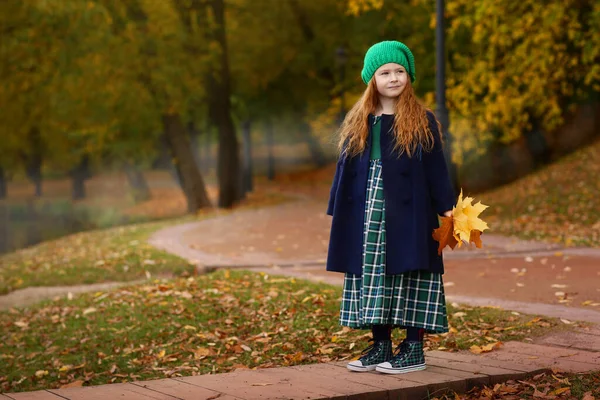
xmin=379 ymin=115 xmax=394 ymax=159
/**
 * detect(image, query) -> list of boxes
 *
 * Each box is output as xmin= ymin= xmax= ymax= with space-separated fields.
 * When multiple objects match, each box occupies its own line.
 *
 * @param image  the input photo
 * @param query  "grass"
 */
xmin=0 ymin=190 xmax=291 ymax=295
xmin=481 ymin=139 xmax=600 ymax=247
xmin=0 ymin=217 xmax=197 ymax=295
xmin=0 ymin=269 xmax=572 ymax=393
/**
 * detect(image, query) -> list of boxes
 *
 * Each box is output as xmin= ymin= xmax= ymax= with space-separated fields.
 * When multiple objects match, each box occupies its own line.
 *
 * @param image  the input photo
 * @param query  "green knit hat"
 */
xmin=361 ymin=40 xmax=416 ymax=85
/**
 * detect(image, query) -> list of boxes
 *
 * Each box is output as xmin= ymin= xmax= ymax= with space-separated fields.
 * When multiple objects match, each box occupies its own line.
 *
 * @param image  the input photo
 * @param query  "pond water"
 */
xmin=0 ymin=201 xmax=147 ymax=255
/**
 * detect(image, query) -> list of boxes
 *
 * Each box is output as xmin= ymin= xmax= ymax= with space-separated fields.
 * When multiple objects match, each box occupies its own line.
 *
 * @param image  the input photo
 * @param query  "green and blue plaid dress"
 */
xmin=339 ymin=159 xmax=449 ymax=333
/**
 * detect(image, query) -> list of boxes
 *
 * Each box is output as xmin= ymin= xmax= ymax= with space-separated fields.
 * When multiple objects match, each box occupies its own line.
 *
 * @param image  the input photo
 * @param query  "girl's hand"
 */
xmin=443 ymin=210 xmax=453 ymax=218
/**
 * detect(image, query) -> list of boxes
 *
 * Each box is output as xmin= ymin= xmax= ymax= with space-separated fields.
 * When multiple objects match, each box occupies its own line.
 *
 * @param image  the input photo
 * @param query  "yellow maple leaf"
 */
xmin=452 ymin=190 xmax=489 ymax=246
xmin=35 ymin=370 xmax=49 ymax=378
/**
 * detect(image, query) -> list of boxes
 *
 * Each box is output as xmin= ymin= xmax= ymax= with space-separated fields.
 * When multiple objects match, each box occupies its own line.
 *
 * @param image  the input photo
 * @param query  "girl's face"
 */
xmin=374 ymin=63 xmax=408 ymax=99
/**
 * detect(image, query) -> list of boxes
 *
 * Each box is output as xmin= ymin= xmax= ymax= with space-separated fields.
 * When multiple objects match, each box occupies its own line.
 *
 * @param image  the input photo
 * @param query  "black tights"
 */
xmin=372 ymin=325 xmax=425 ymax=342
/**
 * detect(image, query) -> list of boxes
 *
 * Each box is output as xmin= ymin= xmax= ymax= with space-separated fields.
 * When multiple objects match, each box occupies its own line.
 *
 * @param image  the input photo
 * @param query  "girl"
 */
xmin=326 ymin=41 xmax=455 ymax=374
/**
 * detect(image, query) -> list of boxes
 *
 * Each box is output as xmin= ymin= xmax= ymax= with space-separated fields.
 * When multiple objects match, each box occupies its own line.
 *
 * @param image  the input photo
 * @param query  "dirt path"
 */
xmin=0 ymin=280 xmax=145 ymax=310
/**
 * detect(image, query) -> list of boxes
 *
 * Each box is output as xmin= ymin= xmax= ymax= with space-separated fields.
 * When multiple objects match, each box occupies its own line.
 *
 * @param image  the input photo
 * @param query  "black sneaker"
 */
xmin=376 ymin=340 xmax=426 ymax=374
xmin=347 ymin=339 xmax=392 ymax=372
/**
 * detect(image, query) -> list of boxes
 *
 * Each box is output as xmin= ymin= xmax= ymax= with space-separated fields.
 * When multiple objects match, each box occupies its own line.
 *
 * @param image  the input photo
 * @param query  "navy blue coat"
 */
xmin=326 ymin=111 xmax=456 ymax=276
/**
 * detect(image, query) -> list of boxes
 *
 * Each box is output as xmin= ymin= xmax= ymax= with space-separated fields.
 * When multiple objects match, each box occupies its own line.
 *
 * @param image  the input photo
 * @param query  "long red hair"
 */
xmin=337 ymin=79 xmax=440 ymax=158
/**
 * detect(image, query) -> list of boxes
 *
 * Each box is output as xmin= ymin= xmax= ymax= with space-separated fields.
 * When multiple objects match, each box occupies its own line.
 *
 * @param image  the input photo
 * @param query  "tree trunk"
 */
xmin=299 ymin=120 xmax=327 ymax=167
xmin=288 ymin=0 xmax=335 ymax=84
xmin=112 ymin=1 xmax=210 ymax=212
xmin=162 ymin=112 xmax=212 ymax=212
xmin=241 ymin=120 xmax=253 ymax=194
xmin=203 ymin=125 xmax=212 ymax=172
xmin=0 ymin=202 xmax=8 ymax=254
xmin=187 ymin=121 xmax=202 ymax=171
xmin=155 ymin=133 xmax=181 ymax=185
xmin=25 ymin=127 xmax=43 ymax=197
xmin=25 ymin=200 xmax=41 ymax=247
xmin=524 ymin=119 xmax=551 ymax=168
xmin=207 ymin=0 xmax=241 ymax=208
xmin=124 ymin=162 xmax=152 ymax=203
xmin=265 ymin=120 xmax=276 ymax=181
xmin=72 ymin=177 xmax=85 ymax=200
xmin=71 ymin=155 xmax=90 ymax=200
xmin=0 ymin=167 xmax=6 ymax=199
xmin=153 ymin=134 xmax=174 ymax=169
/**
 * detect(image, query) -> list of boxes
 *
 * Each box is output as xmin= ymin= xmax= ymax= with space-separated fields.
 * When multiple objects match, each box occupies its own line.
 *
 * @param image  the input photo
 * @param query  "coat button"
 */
xmin=401 ymin=170 xmax=409 ymax=177
xmin=347 ymin=196 xmax=353 ymax=202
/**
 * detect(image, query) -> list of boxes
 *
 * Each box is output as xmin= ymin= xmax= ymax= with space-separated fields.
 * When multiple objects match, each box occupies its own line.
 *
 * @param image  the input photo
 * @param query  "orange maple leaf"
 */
xmin=432 ymin=216 xmax=459 ymax=255
xmin=470 ymin=230 xmax=483 ymax=248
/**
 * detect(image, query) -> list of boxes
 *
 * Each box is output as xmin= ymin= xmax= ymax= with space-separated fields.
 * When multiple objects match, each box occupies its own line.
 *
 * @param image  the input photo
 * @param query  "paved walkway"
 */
xmin=149 ymin=199 xmax=600 ymax=316
xmin=4 ymin=198 xmax=600 ymax=399
xmin=4 ymin=337 xmax=600 ymax=399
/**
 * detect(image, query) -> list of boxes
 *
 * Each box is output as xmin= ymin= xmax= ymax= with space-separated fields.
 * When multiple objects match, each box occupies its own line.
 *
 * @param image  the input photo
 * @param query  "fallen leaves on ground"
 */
xmin=0 ymin=270 xmax=567 ymax=393
xmin=482 ymin=139 xmax=600 ymax=247
xmin=469 ymin=341 xmax=503 ymax=354
xmin=433 ymin=370 xmax=600 ymax=399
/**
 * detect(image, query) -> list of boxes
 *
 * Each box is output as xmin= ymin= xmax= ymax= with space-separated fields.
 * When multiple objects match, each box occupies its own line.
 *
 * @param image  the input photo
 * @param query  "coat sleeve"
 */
xmin=423 ymin=111 xmax=456 ymax=215
xmin=326 ymin=159 xmax=341 ymax=216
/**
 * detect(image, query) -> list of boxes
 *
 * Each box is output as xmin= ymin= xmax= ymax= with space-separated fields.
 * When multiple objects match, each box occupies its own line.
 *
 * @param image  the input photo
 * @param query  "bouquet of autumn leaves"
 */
xmin=432 ymin=190 xmax=489 ymax=255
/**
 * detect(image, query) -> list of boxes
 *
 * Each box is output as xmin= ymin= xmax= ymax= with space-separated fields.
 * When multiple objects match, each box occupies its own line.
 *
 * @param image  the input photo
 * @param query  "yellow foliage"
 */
xmin=308 ymin=91 xmax=363 ymax=148
xmin=346 ymin=0 xmax=384 ymax=16
xmin=445 ymin=0 xmax=600 ymax=143
xmin=452 ymin=190 xmax=489 ymax=246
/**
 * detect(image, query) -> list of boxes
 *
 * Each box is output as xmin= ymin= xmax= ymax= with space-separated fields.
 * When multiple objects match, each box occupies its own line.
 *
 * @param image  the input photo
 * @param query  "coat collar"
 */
xmin=363 ymin=113 xmax=395 ymax=161
xmin=368 ymin=113 xmax=394 ymax=124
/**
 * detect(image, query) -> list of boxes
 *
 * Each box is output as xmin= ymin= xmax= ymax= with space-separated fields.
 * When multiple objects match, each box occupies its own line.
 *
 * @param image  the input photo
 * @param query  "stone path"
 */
xmin=3 ymin=338 xmax=600 ymax=400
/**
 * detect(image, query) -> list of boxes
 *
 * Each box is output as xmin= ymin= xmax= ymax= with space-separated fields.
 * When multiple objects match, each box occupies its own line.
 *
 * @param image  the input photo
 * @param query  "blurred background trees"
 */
xmin=0 ymin=0 xmax=599 ymax=247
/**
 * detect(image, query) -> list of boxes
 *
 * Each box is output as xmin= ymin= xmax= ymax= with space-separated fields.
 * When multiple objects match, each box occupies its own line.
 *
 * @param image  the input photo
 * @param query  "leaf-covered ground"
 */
xmin=0 ymin=269 xmax=570 ymax=393
xmin=438 ymin=370 xmax=600 ymax=399
xmin=482 ymin=139 xmax=600 ymax=247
